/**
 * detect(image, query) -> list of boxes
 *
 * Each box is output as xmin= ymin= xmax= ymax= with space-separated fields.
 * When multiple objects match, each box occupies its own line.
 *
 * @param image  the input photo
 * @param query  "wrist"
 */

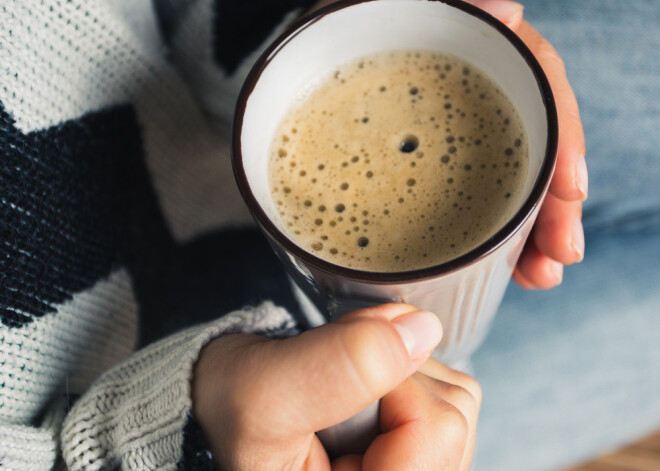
xmin=191 ymin=334 xmax=270 ymax=468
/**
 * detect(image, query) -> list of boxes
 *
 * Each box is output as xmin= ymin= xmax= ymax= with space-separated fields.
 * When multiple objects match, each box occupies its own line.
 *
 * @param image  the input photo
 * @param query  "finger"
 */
xmin=337 ymin=303 xmax=444 ymax=365
xmin=466 ymin=0 xmax=525 ymax=30
xmin=512 ymin=266 xmax=538 ymax=290
xmin=229 ymin=304 xmax=443 ymax=436
xmin=417 ymin=359 xmax=481 ymax=471
xmin=331 ymin=454 xmax=362 ymax=471
xmin=308 ymin=438 xmax=334 ymax=471
xmin=416 ymin=375 xmax=479 ymax=471
xmin=516 ymin=20 xmax=587 ymax=202
xmin=533 ymin=193 xmax=585 ymax=265
xmin=516 ymin=241 xmax=564 ymax=289
xmin=418 ymin=358 xmax=482 ymax=408
xmin=362 ymin=377 xmax=470 ymax=471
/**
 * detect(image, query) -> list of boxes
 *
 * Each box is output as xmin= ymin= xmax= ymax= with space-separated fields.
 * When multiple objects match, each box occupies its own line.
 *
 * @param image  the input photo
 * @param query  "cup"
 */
xmin=232 ymin=0 xmax=557 ymax=456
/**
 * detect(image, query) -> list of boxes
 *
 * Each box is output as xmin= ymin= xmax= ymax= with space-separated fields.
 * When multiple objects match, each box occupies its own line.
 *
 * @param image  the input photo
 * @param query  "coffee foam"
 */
xmin=269 ymin=50 xmax=528 ymax=272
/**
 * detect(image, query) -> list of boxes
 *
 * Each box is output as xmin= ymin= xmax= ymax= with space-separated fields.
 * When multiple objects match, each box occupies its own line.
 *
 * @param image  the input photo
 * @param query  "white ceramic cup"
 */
xmin=232 ymin=0 xmax=557 ymax=457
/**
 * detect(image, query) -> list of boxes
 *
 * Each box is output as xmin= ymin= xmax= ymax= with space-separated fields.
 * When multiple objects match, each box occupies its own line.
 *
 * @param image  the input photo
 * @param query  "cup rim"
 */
xmin=232 ymin=0 xmax=558 ymax=284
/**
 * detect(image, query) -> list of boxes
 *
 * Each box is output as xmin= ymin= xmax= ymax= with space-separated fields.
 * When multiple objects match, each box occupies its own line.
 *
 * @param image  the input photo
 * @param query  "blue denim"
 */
xmin=472 ymin=1 xmax=660 ymax=469
xmin=530 ymin=0 xmax=660 ymax=233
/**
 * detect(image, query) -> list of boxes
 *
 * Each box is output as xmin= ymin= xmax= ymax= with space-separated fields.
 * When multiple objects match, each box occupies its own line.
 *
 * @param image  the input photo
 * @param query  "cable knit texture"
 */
xmin=0 ymin=0 xmax=309 ymax=469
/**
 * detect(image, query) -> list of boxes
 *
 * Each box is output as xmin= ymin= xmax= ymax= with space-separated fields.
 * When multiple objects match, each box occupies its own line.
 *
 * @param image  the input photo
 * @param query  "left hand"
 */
xmin=467 ymin=0 xmax=588 ymax=289
xmin=191 ymin=304 xmax=481 ymax=471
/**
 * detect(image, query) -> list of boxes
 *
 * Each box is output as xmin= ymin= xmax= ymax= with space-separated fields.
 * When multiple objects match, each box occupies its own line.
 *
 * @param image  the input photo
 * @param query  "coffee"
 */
xmin=268 ymin=50 xmax=528 ymax=272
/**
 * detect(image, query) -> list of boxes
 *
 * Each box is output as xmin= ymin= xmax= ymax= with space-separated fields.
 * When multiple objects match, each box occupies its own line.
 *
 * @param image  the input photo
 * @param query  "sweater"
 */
xmin=0 ymin=0 xmax=317 ymax=469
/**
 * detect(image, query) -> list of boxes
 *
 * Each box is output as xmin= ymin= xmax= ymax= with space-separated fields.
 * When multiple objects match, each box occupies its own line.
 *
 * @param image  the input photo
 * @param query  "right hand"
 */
xmin=192 ymin=304 xmax=481 ymax=470
xmin=467 ymin=0 xmax=588 ymax=290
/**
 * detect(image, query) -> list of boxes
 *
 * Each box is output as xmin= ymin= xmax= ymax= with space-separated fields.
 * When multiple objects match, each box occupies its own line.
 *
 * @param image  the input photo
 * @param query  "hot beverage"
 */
xmin=269 ymin=50 xmax=528 ymax=272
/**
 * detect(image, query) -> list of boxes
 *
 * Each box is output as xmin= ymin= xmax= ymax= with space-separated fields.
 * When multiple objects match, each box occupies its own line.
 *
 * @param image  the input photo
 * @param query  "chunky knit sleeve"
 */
xmin=60 ymin=303 xmax=297 ymax=471
xmin=0 ymin=303 xmax=296 ymax=471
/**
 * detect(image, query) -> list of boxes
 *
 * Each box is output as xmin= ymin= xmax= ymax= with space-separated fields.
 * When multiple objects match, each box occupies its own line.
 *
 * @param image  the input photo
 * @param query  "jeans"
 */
xmin=472 ymin=1 xmax=660 ymax=469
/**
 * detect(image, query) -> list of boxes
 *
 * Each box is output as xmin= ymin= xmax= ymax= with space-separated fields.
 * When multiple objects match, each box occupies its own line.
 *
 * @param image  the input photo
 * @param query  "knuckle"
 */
xmin=560 ymin=97 xmax=584 ymax=136
xmin=535 ymin=37 xmax=566 ymax=75
xmin=471 ymin=379 xmax=483 ymax=407
xmin=454 ymin=372 xmax=483 ymax=407
xmin=436 ymin=401 xmax=470 ymax=445
xmin=564 ymin=101 xmax=582 ymax=122
xmin=442 ymin=383 xmax=479 ymax=417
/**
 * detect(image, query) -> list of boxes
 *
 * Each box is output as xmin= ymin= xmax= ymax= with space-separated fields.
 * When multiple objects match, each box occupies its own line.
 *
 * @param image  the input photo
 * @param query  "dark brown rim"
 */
xmin=232 ymin=0 xmax=558 ymax=284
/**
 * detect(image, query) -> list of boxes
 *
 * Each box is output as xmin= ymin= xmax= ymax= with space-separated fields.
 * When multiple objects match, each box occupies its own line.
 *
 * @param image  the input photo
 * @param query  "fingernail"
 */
xmin=576 ymin=154 xmax=588 ymax=200
xmin=471 ymin=0 xmax=524 ymax=27
xmin=572 ymin=217 xmax=585 ymax=263
xmin=549 ymin=260 xmax=564 ymax=286
xmin=392 ymin=310 xmax=443 ymax=360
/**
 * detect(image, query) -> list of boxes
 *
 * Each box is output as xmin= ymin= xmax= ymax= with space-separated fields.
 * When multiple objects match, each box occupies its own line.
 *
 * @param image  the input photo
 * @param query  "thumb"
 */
xmin=257 ymin=304 xmax=443 ymax=434
xmin=466 ymin=0 xmax=525 ymax=30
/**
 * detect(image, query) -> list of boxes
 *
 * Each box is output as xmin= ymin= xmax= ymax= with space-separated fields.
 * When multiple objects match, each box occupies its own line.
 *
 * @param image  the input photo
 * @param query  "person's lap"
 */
xmin=521 ymin=0 xmax=660 ymax=233
xmin=472 ymin=231 xmax=660 ymax=469
xmin=472 ymin=1 xmax=660 ymax=469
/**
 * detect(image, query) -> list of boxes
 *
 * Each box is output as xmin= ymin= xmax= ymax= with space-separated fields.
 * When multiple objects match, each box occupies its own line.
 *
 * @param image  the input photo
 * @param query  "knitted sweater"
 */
xmin=0 ymin=0 xmax=317 ymax=469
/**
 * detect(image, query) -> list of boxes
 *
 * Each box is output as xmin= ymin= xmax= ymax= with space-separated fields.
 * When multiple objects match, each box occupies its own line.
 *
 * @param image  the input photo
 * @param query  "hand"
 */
xmin=192 ymin=304 xmax=481 ymax=471
xmin=467 ymin=0 xmax=588 ymax=289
